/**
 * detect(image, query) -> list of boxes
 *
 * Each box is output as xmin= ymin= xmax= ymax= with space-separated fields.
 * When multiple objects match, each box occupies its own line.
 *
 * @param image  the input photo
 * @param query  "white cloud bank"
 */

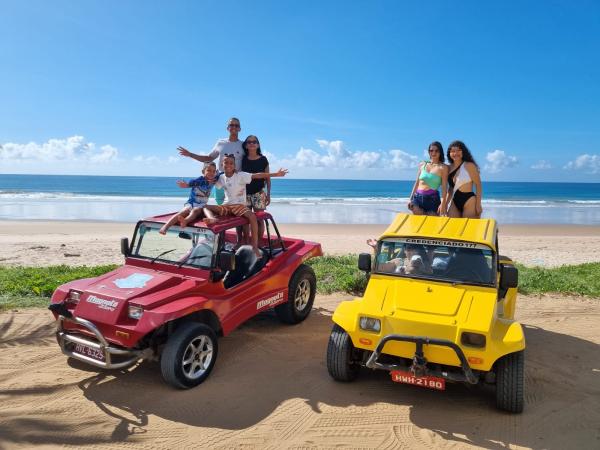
xmin=388 ymin=149 xmax=420 ymax=169
xmin=0 ymin=136 xmax=118 ymax=163
xmin=564 ymin=154 xmax=600 ymax=174
xmin=282 ymin=139 xmax=419 ymax=172
xmin=484 ymin=149 xmax=518 ymax=173
xmin=531 ymin=160 xmax=552 ymax=170
xmin=289 ymin=140 xmax=381 ymax=169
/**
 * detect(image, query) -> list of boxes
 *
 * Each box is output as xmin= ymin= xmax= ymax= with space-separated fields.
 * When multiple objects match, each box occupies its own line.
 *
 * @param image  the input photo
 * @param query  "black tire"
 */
xmin=160 ymin=322 xmax=218 ymax=389
xmin=275 ymin=264 xmax=316 ymax=324
xmin=326 ymin=324 xmax=360 ymax=381
xmin=495 ymin=350 xmax=524 ymax=413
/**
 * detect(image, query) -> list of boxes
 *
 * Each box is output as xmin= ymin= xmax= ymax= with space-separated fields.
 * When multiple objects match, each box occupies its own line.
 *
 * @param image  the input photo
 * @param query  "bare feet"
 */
xmin=159 ymin=226 xmax=168 ymax=235
xmin=204 ymin=217 xmax=217 ymax=224
xmin=253 ymin=247 xmax=262 ymax=258
xmin=178 ymin=215 xmax=186 ymax=227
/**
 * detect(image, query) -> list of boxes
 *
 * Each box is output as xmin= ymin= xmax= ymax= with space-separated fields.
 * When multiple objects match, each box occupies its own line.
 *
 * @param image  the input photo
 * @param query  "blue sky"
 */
xmin=1 ymin=0 xmax=599 ymax=181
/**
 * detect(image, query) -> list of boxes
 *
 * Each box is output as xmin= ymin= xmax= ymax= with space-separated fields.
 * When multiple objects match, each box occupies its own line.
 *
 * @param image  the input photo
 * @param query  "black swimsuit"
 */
xmin=449 ymin=163 xmax=475 ymax=212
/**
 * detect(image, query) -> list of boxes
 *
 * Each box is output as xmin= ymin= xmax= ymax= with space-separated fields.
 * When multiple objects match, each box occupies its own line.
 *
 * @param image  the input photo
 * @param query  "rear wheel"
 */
xmin=275 ymin=264 xmax=316 ymax=324
xmin=327 ymin=324 xmax=360 ymax=381
xmin=161 ymin=322 xmax=218 ymax=389
xmin=495 ymin=351 xmax=524 ymax=413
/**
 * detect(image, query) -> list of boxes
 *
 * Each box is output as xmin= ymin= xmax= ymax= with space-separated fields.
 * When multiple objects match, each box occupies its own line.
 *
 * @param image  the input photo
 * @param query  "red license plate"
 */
xmin=73 ymin=343 xmax=105 ymax=362
xmin=390 ymin=370 xmax=445 ymax=390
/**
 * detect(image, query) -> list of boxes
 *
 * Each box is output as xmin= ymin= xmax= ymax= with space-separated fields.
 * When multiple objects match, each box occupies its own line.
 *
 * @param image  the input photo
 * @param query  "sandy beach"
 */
xmin=1 ymin=220 xmax=600 ymax=449
xmin=1 ymin=295 xmax=599 ymax=449
xmin=1 ymin=220 xmax=599 ymax=268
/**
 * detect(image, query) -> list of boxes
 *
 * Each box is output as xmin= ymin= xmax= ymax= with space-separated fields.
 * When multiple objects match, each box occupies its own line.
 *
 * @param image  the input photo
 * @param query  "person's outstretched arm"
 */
xmin=176 ymin=180 xmax=190 ymax=188
xmin=177 ymin=146 xmax=219 ymax=163
xmin=250 ymin=168 xmax=289 ymax=179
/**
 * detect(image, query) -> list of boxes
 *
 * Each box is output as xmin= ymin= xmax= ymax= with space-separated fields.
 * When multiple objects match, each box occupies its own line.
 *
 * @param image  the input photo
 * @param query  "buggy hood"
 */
xmin=73 ymin=265 xmax=207 ymax=322
xmin=367 ymin=276 xmax=497 ymax=323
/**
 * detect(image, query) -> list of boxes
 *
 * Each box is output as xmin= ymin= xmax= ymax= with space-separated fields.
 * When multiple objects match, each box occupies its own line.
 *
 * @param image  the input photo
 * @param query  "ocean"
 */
xmin=1 ymin=174 xmax=600 ymax=225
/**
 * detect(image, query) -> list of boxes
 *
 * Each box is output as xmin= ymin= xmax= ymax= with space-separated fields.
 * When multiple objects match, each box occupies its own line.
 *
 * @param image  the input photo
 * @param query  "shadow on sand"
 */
xmin=1 ymin=307 xmax=599 ymax=448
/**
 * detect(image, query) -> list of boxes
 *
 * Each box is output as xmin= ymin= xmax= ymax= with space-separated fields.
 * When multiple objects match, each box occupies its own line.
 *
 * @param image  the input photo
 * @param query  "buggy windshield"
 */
xmin=131 ymin=222 xmax=216 ymax=269
xmin=374 ymin=238 xmax=496 ymax=286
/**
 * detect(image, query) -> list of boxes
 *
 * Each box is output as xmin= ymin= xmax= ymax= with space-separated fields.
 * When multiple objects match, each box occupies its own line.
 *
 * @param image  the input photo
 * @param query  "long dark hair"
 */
xmin=447 ymin=140 xmax=478 ymax=167
xmin=428 ymin=141 xmax=445 ymax=163
xmin=242 ymin=135 xmax=262 ymax=156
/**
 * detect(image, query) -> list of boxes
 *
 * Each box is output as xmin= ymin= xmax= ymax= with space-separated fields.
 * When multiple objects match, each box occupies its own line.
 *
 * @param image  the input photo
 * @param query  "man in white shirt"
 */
xmin=178 ymin=117 xmax=245 ymax=204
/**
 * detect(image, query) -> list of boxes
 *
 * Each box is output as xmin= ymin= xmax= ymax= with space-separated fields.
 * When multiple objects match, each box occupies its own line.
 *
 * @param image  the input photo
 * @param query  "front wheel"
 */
xmin=326 ymin=324 xmax=360 ymax=381
xmin=161 ymin=322 xmax=218 ymax=389
xmin=495 ymin=350 xmax=524 ymax=413
xmin=275 ymin=264 xmax=316 ymax=324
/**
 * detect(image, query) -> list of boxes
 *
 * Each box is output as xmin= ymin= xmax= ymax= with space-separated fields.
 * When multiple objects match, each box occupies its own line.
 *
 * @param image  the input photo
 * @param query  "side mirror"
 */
xmin=358 ymin=253 xmax=372 ymax=272
xmin=218 ymin=251 xmax=235 ymax=271
xmin=500 ymin=264 xmax=518 ymax=289
xmin=120 ymin=237 xmax=130 ymax=257
xmin=178 ymin=232 xmax=192 ymax=240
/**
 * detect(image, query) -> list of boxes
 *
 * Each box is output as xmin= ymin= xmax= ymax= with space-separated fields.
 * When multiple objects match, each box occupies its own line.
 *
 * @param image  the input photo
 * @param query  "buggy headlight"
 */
xmin=359 ymin=316 xmax=381 ymax=333
xmin=461 ymin=332 xmax=486 ymax=348
xmin=128 ymin=305 xmax=144 ymax=320
xmin=67 ymin=290 xmax=82 ymax=304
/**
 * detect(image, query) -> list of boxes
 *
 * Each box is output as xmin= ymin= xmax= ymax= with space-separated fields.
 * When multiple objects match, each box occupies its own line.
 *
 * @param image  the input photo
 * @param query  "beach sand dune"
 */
xmin=1 ymin=294 xmax=599 ymax=449
xmin=1 ymin=221 xmax=599 ymax=267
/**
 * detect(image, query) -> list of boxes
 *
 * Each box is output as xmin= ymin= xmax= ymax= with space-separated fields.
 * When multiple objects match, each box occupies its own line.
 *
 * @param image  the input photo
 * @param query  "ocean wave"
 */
xmin=0 ymin=191 xmax=181 ymax=202
xmin=1 ymin=190 xmax=600 ymax=207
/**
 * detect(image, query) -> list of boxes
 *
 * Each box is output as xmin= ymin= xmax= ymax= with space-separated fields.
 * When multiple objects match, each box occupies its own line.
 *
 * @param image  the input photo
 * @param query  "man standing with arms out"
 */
xmin=178 ymin=117 xmax=245 ymax=205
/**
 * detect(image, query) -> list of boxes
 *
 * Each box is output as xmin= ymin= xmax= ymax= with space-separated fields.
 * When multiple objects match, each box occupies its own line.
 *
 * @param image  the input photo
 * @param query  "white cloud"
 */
xmin=133 ymin=155 xmax=160 ymax=164
xmin=167 ymin=156 xmax=180 ymax=164
xmin=0 ymin=136 xmax=118 ymax=163
xmin=484 ymin=149 xmax=518 ymax=173
xmin=531 ymin=160 xmax=552 ymax=170
xmin=564 ymin=154 xmax=600 ymax=173
xmin=287 ymin=139 xmax=381 ymax=169
xmin=387 ymin=149 xmax=420 ymax=169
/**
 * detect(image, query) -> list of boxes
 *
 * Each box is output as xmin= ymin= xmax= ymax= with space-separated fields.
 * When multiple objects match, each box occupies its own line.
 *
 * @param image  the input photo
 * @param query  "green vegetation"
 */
xmin=0 ymin=295 xmax=50 ymax=311
xmin=306 ymin=255 xmax=367 ymax=295
xmin=0 ymin=265 xmax=118 ymax=311
xmin=517 ymin=262 xmax=600 ymax=297
xmin=1 ymin=259 xmax=598 ymax=312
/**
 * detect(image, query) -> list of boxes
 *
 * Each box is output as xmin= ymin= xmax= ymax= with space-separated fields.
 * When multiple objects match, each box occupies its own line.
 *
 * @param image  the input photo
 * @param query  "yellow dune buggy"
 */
xmin=326 ymin=214 xmax=524 ymax=413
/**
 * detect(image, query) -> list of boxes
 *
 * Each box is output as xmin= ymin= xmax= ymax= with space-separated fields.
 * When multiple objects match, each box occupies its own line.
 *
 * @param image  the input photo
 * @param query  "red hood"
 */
xmin=73 ymin=266 xmax=207 ymax=322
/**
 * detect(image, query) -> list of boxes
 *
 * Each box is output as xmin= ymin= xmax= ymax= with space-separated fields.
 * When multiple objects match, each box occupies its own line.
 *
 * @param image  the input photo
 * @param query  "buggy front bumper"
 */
xmin=55 ymin=315 xmax=149 ymax=369
xmin=365 ymin=334 xmax=479 ymax=384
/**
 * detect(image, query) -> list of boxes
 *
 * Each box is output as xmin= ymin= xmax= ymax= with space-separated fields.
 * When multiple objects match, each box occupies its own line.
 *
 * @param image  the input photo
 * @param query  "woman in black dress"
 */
xmin=242 ymin=135 xmax=271 ymax=242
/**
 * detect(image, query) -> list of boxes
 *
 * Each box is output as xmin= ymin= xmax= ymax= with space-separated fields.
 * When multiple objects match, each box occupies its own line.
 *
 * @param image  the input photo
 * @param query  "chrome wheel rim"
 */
xmin=182 ymin=335 xmax=213 ymax=379
xmin=294 ymin=279 xmax=311 ymax=311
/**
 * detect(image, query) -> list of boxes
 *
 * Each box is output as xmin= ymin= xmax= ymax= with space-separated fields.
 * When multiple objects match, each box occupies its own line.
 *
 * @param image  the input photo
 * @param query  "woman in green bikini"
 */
xmin=407 ymin=141 xmax=449 ymax=216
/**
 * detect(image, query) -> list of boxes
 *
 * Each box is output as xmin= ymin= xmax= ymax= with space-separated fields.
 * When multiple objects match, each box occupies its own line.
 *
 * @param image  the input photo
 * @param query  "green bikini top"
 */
xmin=418 ymin=162 xmax=442 ymax=190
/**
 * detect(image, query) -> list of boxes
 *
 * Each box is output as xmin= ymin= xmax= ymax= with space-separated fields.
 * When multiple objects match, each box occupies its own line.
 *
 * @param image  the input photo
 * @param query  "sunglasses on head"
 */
xmin=224 ymin=153 xmax=235 ymax=159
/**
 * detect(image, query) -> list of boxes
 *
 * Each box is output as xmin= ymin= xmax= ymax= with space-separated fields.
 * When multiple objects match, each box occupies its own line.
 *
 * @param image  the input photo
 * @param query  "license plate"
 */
xmin=390 ymin=370 xmax=446 ymax=390
xmin=73 ymin=343 xmax=105 ymax=362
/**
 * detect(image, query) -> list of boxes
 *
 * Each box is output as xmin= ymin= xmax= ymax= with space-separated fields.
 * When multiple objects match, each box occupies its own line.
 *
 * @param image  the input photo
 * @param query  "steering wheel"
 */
xmin=444 ymin=266 xmax=485 ymax=283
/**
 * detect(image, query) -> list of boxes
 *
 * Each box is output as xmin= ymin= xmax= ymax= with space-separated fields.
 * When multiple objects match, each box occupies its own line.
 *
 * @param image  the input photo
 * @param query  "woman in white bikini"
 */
xmin=445 ymin=141 xmax=483 ymax=218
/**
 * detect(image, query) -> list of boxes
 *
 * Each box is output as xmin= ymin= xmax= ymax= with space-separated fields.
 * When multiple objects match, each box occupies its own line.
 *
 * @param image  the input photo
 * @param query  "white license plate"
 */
xmin=73 ymin=343 xmax=105 ymax=362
